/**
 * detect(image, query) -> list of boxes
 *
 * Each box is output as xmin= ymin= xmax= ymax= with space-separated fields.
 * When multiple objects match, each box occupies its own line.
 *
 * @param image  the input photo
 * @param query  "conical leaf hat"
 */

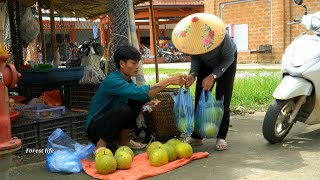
xmin=172 ymin=13 xmax=226 ymax=55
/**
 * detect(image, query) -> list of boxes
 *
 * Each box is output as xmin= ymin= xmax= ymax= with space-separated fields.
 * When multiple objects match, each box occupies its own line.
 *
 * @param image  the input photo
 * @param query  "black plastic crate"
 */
xmin=70 ymin=112 xmax=88 ymax=142
xmin=68 ymin=84 xmax=99 ymax=110
xmin=61 ymin=83 xmax=70 ymax=108
xmin=17 ymin=82 xmax=61 ymax=98
xmin=70 ymin=100 xmax=92 ymax=110
xmin=38 ymin=116 xmax=71 ymax=148
xmin=11 ymin=117 xmax=39 ymax=154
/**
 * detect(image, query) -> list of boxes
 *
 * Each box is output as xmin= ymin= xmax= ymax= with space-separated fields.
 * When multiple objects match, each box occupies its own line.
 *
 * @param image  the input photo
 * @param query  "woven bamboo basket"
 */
xmin=144 ymin=88 xmax=181 ymax=142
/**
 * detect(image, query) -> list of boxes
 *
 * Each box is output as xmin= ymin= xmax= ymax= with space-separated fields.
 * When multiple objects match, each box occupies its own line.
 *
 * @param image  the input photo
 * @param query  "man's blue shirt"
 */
xmin=85 ymin=71 xmax=150 ymax=130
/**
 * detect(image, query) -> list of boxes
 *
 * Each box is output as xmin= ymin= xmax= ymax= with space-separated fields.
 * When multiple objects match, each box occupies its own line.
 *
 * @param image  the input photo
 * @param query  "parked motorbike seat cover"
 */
xmin=273 ymin=76 xmax=312 ymax=100
xmin=284 ymin=35 xmax=320 ymax=68
xmin=172 ymin=13 xmax=226 ymax=55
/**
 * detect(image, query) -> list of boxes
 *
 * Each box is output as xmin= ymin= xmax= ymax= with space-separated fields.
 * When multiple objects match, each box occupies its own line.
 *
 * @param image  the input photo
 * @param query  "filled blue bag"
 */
xmin=46 ymin=128 xmax=95 ymax=173
xmin=172 ymin=87 xmax=195 ymax=135
xmin=195 ymin=89 xmax=224 ymax=138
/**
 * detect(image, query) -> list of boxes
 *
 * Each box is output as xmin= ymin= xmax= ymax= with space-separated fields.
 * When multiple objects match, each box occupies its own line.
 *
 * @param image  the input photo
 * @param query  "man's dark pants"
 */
xmin=86 ymin=100 xmax=144 ymax=145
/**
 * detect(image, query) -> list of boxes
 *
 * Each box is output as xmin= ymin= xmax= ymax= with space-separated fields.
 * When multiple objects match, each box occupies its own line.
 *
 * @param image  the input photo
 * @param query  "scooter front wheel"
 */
xmin=262 ymin=99 xmax=295 ymax=144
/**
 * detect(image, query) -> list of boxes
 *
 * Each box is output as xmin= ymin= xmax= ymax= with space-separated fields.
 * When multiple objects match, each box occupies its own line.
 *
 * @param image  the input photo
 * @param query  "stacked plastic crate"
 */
xmin=11 ymin=117 xmax=38 ymax=154
xmin=68 ymin=83 xmax=99 ymax=110
xmin=69 ymin=112 xmax=88 ymax=142
xmin=15 ymin=104 xmax=70 ymax=148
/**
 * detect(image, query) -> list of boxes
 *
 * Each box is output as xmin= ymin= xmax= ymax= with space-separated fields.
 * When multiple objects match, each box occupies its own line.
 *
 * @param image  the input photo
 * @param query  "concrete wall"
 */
xmin=204 ymin=0 xmax=320 ymax=63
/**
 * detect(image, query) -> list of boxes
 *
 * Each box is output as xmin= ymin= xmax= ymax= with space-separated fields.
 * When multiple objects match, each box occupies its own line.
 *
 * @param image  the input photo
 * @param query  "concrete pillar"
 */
xmin=0 ymin=3 xmax=4 ymax=44
xmin=148 ymin=8 xmax=155 ymax=58
xmin=155 ymin=16 xmax=159 ymax=46
xmin=137 ymin=29 xmax=141 ymax=46
xmin=271 ymin=0 xmax=286 ymax=62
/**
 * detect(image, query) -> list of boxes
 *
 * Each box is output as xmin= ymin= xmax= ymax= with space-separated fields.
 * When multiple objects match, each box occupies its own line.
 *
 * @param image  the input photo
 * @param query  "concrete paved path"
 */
xmin=143 ymin=63 xmax=281 ymax=70
xmin=9 ymin=112 xmax=320 ymax=180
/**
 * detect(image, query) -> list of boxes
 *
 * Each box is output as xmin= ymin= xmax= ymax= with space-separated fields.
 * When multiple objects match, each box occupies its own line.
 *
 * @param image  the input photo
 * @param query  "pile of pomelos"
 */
xmin=95 ymin=146 xmax=134 ymax=174
xmin=95 ymin=138 xmax=194 ymax=174
xmin=147 ymin=138 xmax=193 ymax=167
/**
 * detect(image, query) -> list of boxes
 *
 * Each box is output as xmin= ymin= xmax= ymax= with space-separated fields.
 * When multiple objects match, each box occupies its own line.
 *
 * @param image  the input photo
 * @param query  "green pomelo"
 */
xmin=95 ymin=154 xmax=117 ymax=175
xmin=149 ymin=148 xmax=169 ymax=167
xmin=95 ymin=148 xmax=113 ymax=161
xmin=167 ymin=138 xmax=182 ymax=148
xmin=203 ymin=123 xmax=218 ymax=138
xmin=175 ymin=142 xmax=193 ymax=159
xmin=147 ymin=141 xmax=162 ymax=157
xmin=162 ymin=143 xmax=177 ymax=162
xmin=114 ymin=151 xmax=133 ymax=170
xmin=115 ymin=146 xmax=134 ymax=159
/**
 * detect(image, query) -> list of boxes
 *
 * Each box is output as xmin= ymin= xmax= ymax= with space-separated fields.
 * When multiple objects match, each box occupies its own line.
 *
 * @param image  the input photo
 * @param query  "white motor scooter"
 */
xmin=262 ymin=0 xmax=320 ymax=144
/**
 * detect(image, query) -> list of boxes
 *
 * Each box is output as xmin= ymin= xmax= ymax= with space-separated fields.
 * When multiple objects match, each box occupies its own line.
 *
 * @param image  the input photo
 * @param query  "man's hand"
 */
xmin=202 ymin=74 xmax=215 ymax=91
xmin=143 ymin=99 xmax=161 ymax=113
xmin=145 ymin=99 xmax=161 ymax=108
xmin=185 ymin=75 xmax=195 ymax=88
xmin=148 ymin=75 xmax=186 ymax=97
xmin=167 ymin=75 xmax=187 ymax=86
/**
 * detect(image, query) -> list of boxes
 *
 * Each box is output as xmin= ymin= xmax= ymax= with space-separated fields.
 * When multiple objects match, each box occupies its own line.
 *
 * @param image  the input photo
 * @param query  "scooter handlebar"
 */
xmin=299 ymin=12 xmax=320 ymax=33
xmin=288 ymin=19 xmax=302 ymax=25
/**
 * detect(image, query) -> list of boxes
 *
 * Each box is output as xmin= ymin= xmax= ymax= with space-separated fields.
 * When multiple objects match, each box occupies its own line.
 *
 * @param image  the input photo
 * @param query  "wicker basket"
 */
xmin=144 ymin=88 xmax=181 ymax=142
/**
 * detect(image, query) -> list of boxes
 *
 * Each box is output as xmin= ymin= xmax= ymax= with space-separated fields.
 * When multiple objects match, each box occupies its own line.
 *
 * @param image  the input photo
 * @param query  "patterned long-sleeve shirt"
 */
xmin=190 ymin=33 xmax=237 ymax=78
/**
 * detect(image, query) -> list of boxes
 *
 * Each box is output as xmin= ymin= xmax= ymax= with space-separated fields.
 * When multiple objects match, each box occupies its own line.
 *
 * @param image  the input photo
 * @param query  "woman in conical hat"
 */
xmin=172 ymin=13 xmax=237 ymax=151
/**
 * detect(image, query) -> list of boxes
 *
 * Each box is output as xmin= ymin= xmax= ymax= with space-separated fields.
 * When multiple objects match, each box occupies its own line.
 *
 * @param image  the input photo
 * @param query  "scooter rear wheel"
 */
xmin=164 ymin=54 xmax=173 ymax=63
xmin=262 ymin=99 xmax=295 ymax=144
xmin=179 ymin=54 xmax=187 ymax=62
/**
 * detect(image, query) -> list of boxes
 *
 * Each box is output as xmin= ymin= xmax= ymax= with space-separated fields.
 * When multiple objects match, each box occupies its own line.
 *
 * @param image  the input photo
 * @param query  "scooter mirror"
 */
xmin=294 ymin=0 xmax=303 ymax=5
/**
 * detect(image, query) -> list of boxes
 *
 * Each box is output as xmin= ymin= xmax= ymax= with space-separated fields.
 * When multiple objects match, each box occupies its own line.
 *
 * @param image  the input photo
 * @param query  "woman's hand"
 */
xmin=202 ymin=74 xmax=215 ymax=91
xmin=185 ymin=75 xmax=195 ymax=88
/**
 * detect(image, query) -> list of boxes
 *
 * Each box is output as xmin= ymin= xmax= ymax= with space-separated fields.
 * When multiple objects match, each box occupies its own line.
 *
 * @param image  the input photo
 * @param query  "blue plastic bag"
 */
xmin=195 ymin=89 xmax=224 ymax=138
xmin=46 ymin=128 xmax=95 ymax=173
xmin=172 ymin=87 xmax=195 ymax=135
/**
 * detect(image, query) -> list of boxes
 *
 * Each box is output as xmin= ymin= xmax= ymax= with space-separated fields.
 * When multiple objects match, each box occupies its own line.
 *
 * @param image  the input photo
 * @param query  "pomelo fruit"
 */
xmin=147 ymin=141 xmax=162 ymax=157
xmin=162 ymin=143 xmax=177 ymax=162
xmin=95 ymin=154 xmax=117 ymax=174
xmin=175 ymin=142 xmax=193 ymax=159
xmin=95 ymin=148 xmax=113 ymax=160
xmin=115 ymin=146 xmax=134 ymax=159
xmin=203 ymin=123 xmax=218 ymax=138
xmin=114 ymin=151 xmax=133 ymax=170
xmin=205 ymin=107 xmax=214 ymax=121
xmin=178 ymin=118 xmax=188 ymax=132
xmin=149 ymin=148 xmax=169 ymax=167
xmin=214 ymin=107 xmax=223 ymax=121
xmin=188 ymin=117 xmax=195 ymax=130
xmin=167 ymin=138 xmax=181 ymax=148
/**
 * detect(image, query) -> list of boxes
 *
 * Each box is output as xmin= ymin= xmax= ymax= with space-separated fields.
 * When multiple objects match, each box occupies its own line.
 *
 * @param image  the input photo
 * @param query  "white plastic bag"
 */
xmin=46 ymin=128 xmax=95 ymax=173
xmin=81 ymin=54 xmax=105 ymax=80
xmin=19 ymin=7 xmax=40 ymax=43
xmin=79 ymin=66 xmax=101 ymax=85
